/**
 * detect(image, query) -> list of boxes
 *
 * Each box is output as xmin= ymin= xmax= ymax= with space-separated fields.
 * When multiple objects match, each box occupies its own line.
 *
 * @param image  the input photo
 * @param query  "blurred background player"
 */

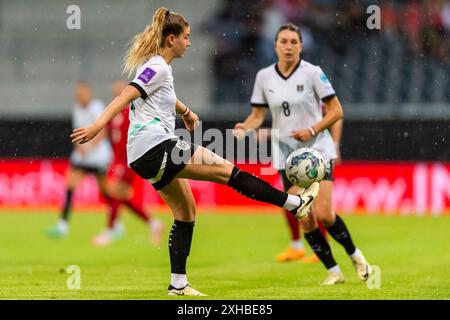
xmin=234 ymin=24 xmax=371 ymax=285
xmin=92 ymin=80 xmax=164 ymax=246
xmin=47 ymin=82 xmax=113 ymax=238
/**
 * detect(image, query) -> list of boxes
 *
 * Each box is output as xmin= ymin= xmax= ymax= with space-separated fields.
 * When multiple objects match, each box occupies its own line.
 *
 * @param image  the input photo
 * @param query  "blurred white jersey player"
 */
xmin=47 ymin=82 xmax=113 ymax=238
xmin=70 ymin=98 xmax=112 ymax=171
xmin=235 ymin=24 xmax=372 ymax=285
xmin=251 ymin=59 xmax=337 ymax=170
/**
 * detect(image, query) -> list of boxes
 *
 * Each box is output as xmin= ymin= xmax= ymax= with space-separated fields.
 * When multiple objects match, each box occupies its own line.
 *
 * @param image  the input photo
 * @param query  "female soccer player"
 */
xmin=47 ymin=82 xmax=114 ymax=238
xmin=234 ymin=24 xmax=372 ymax=285
xmin=70 ymin=8 xmax=319 ymax=296
xmin=275 ymin=103 xmax=342 ymax=264
xmin=92 ymin=80 xmax=164 ymax=246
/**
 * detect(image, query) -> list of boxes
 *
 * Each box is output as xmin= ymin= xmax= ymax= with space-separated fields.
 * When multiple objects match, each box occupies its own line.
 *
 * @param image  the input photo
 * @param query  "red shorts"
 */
xmin=108 ymin=161 xmax=136 ymax=184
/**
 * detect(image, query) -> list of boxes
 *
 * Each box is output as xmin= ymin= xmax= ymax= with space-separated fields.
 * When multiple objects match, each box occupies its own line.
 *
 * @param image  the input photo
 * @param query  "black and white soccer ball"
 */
xmin=285 ymin=148 xmax=325 ymax=188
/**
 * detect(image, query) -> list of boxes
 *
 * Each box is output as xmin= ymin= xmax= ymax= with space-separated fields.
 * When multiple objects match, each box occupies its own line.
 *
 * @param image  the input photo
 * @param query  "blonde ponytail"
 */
xmin=123 ymin=7 xmax=168 ymax=76
xmin=123 ymin=7 xmax=189 ymax=77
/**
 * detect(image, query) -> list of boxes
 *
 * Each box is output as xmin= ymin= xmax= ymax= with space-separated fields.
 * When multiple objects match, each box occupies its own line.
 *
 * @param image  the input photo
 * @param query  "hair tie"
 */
xmin=165 ymin=10 xmax=170 ymax=17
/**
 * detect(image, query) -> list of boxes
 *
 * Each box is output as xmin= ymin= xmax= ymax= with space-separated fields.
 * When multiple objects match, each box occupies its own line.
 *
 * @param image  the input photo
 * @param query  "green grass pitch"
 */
xmin=0 ymin=209 xmax=449 ymax=299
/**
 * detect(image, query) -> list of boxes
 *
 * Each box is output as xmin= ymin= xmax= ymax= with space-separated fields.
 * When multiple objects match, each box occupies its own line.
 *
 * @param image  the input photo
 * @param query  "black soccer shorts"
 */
xmin=129 ymin=138 xmax=198 ymax=190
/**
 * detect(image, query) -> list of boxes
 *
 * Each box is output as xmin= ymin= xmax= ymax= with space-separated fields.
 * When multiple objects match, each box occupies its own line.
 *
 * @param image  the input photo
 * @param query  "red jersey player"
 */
xmin=92 ymin=80 xmax=164 ymax=246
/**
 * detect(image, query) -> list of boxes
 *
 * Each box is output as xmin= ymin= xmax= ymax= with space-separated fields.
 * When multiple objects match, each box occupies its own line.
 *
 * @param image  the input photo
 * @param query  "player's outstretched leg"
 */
xmin=177 ymin=147 xmax=319 ymax=219
xmin=226 ymin=166 xmax=319 ymax=219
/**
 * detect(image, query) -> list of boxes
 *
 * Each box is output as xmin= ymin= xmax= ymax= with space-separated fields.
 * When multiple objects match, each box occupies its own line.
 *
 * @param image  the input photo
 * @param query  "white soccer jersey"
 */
xmin=127 ymin=55 xmax=178 ymax=164
xmin=250 ymin=59 xmax=338 ymax=169
xmin=70 ymin=99 xmax=112 ymax=169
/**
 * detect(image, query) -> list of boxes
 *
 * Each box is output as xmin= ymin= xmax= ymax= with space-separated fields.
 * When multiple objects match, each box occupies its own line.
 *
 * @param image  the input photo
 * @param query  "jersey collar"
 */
xmin=274 ymin=60 xmax=301 ymax=81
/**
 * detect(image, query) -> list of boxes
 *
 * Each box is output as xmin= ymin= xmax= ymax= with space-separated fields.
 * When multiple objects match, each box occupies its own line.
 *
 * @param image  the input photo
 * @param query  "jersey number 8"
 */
xmin=282 ymin=101 xmax=291 ymax=117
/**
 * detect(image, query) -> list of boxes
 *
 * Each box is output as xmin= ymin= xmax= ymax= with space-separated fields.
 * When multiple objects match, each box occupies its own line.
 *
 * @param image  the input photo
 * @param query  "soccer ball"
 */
xmin=285 ymin=148 xmax=325 ymax=188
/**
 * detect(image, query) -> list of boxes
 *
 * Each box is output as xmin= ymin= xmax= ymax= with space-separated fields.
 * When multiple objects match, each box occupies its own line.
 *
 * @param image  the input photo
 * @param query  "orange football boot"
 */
xmin=300 ymin=254 xmax=320 ymax=263
xmin=276 ymin=247 xmax=306 ymax=262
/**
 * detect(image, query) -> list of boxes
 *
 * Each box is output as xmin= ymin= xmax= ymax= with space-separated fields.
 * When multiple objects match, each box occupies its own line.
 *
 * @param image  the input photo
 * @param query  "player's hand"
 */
xmin=232 ymin=123 xmax=246 ymax=140
xmin=182 ymin=110 xmax=200 ymax=132
xmin=71 ymin=123 xmax=101 ymax=144
xmin=291 ymin=129 xmax=313 ymax=142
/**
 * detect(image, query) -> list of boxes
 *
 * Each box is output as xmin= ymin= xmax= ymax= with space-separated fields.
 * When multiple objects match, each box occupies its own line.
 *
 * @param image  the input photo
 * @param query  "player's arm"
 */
xmin=292 ymin=96 xmax=343 ymax=142
xmin=293 ymin=66 xmax=343 ymax=141
xmin=313 ymin=96 xmax=343 ymax=137
xmin=323 ymin=102 xmax=343 ymax=163
xmin=77 ymin=126 xmax=109 ymax=152
xmin=71 ymin=85 xmax=140 ymax=144
xmin=176 ymin=99 xmax=199 ymax=132
xmin=235 ymin=107 xmax=268 ymax=132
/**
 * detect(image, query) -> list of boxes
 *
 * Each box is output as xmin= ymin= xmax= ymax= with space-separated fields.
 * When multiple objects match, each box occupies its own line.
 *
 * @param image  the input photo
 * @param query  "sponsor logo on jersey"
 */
xmin=297 ymin=84 xmax=304 ymax=92
xmin=138 ymin=67 xmax=157 ymax=84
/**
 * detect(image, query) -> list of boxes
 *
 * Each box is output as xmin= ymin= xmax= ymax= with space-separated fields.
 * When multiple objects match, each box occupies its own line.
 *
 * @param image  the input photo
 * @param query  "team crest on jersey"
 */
xmin=297 ymin=84 xmax=304 ymax=92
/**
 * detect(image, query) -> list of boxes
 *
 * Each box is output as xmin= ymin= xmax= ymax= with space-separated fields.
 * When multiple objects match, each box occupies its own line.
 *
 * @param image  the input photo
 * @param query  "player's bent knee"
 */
xmin=218 ymin=162 xmax=234 ymax=184
xmin=316 ymin=210 xmax=335 ymax=227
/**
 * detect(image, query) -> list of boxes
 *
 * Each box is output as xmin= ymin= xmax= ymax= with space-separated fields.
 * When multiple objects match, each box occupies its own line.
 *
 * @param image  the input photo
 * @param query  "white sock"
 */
xmin=171 ymin=273 xmax=188 ymax=289
xmin=328 ymin=265 xmax=341 ymax=274
xmin=291 ymin=240 xmax=304 ymax=250
xmin=350 ymin=248 xmax=361 ymax=259
xmin=57 ymin=219 xmax=68 ymax=233
xmin=283 ymin=194 xmax=301 ymax=211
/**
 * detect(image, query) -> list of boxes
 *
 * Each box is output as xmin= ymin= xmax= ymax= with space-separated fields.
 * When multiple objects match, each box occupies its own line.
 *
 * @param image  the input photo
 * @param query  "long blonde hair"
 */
xmin=123 ymin=7 xmax=189 ymax=76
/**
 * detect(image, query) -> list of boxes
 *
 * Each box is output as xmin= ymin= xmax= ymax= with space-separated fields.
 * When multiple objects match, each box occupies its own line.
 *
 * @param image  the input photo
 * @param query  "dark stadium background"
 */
xmin=0 ymin=0 xmax=448 ymax=161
